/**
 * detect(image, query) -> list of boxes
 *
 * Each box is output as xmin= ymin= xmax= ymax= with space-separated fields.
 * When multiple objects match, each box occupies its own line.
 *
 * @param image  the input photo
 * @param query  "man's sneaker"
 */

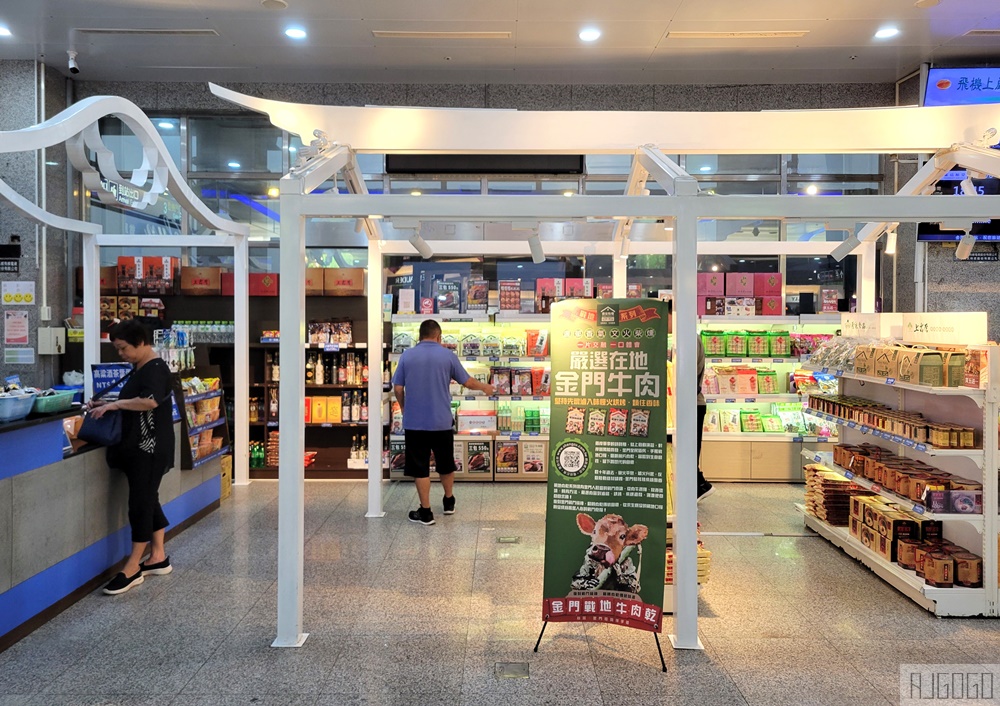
xmin=103 ymin=569 xmax=144 ymax=595
xmin=140 ymin=557 xmax=172 ymax=576
xmin=408 ymin=507 xmax=435 ymax=525
xmin=443 ymin=495 xmax=456 ymax=515
xmin=697 ymin=483 xmax=716 ymax=503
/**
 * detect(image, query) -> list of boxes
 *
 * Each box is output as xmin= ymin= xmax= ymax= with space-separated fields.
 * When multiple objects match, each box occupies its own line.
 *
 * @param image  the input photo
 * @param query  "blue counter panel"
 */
xmin=0 ymin=473 xmax=221 ymax=639
xmin=0 ymin=420 xmax=66 ymax=481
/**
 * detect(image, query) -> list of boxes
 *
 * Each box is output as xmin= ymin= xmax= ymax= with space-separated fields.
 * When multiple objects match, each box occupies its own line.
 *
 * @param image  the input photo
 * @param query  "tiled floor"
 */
xmin=2 ymin=480 xmax=999 ymax=705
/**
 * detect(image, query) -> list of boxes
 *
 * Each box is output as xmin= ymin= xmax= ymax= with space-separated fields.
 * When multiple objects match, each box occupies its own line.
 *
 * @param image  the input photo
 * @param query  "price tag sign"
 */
xmin=892 ymin=435 xmax=904 ymax=444
xmin=731 ymin=358 xmax=742 ymax=363
xmin=745 ymin=398 xmax=756 ymax=403
xmin=324 ymin=344 xmax=340 ymax=352
xmin=813 ymin=455 xmax=822 ymax=462
xmin=916 ymin=443 xmax=928 ymax=452
xmin=725 ymin=398 xmax=736 ymax=404
xmin=509 ymin=357 xmax=520 ymax=362
xmin=710 ymin=358 xmax=724 ymax=364
xmin=792 ymin=436 xmax=803 ymax=442
xmin=871 ymin=484 xmax=882 ymax=493
xmin=321 ymin=423 xmax=332 ymax=428
xmin=847 ymin=421 xmax=857 ymax=429
xmin=835 ymin=370 xmax=844 ymax=377
xmin=912 ymin=504 xmax=925 ymax=515
xmin=489 ymin=356 xmax=500 ymax=362
xmin=821 ymin=367 xmax=829 ymax=374
xmin=267 ymin=421 xmax=278 ymax=427
xmin=886 ymin=378 xmax=896 ymax=385
xmin=903 ymin=439 xmax=915 ymax=448
xmin=816 ymin=437 xmax=827 ymax=443
xmin=844 ymin=471 xmax=855 ymax=480
xmin=511 ymin=396 xmax=522 ymax=401
xmin=860 ymin=426 xmax=869 ymax=435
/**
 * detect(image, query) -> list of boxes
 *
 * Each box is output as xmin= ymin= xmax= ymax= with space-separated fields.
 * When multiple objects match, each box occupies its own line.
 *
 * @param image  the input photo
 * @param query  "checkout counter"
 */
xmin=0 ymin=407 xmax=223 ymax=650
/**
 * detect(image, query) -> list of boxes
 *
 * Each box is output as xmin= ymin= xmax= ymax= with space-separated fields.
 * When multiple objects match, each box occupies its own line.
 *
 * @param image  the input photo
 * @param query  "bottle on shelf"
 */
xmin=305 ymin=352 xmax=316 ymax=385
xmin=342 ymin=391 xmax=352 ymax=422
xmin=315 ymin=353 xmax=325 ymax=385
xmin=382 ymin=434 xmax=390 ymax=469
xmin=360 ymin=392 xmax=369 ymax=422
xmin=362 ymin=353 xmax=369 ymax=383
xmin=272 ymin=352 xmax=280 ymax=383
xmin=350 ymin=434 xmax=359 ymax=459
xmin=382 ymin=360 xmax=391 ymax=385
xmin=338 ymin=354 xmax=348 ymax=385
xmin=351 ymin=391 xmax=361 ymax=422
xmin=360 ymin=434 xmax=368 ymax=462
xmin=249 ymin=397 xmax=259 ymax=423
xmin=269 ymin=388 xmax=279 ymax=418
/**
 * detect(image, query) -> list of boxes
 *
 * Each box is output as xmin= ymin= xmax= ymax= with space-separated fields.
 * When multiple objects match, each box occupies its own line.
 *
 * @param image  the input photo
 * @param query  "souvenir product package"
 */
xmin=512 ymin=368 xmax=533 ymax=396
xmin=526 ymin=329 xmax=550 ymax=357
xmin=629 ymin=409 xmax=650 ymax=437
xmin=565 ymin=407 xmax=585 ymax=434
xmin=608 ymin=408 xmax=628 ymax=436
xmin=532 ymin=368 xmax=551 ymax=396
xmin=587 ymin=408 xmax=607 ymax=436
xmin=490 ymin=367 xmax=512 ymax=395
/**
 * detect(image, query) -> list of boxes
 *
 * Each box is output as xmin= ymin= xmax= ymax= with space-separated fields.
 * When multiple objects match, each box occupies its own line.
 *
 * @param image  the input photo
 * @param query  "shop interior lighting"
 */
xmin=667 ymin=30 xmax=809 ymax=39
xmin=956 ymin=232 xmax=977 ymax=260
xmin=579 ymin=28 xmax=601 ymax=42
xmin=710 ymin=264 xmax=719 ymax=272
xmin=267 ymin=187 xmax=280 ymax=198
xmin=410 ymin=190 xmax=422 ymax=196
xmin=562 ymin=191 xmax=574 ymax=197
xmin=157 ymin=121 xmax=175 ymax=129
xmin=528 ymin=233 xmax=545 ymax=264
xmin=227 ymin=161 xmax=241 ymax=168
xmin=372 ymin=30 xmax=511 ymax=40
xmin=874 ymin=27 xmax=900 ymax=39
xmin=831 ymin=234 xmax=861 ymax=262
xmin=285 ymin=27 xmax=307 ymax=39
xmin=805 ymin=184 xmax=819 ymax=195
xmin=408 ymin=233 xmax=433 ymax=259
xmin=617 ymin=237 xmax=630 ymax=260
xmin=914 ymin=0 xmax=940 ymax=7
xmin=261 ymin=0 xmax=289 ymax=8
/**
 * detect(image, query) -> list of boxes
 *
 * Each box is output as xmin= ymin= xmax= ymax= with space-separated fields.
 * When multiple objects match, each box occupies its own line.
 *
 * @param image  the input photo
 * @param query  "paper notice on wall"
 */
xmin=4 ymin=348 xmax=34 ymax=364
xmin=1 ymin=282 xmax=35 ymax=306
xmin=4 ymin=310 xmax=29 ymax=344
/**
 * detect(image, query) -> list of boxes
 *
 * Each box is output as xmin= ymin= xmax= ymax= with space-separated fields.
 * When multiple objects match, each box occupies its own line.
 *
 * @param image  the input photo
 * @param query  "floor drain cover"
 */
xmin=497 ymin=536 xmax=520 ymax=544
xmin=496 ymin=662 xmax=529 ymax=679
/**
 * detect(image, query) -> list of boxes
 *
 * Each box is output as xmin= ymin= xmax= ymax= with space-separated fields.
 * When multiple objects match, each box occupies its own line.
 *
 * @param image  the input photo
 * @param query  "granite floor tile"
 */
xmin=26 ymin=698 xmax=167 ymax=706
xmin=323 ymin=634 xmax=466 ymax=694
xmin=172 ymin=697 xmax=318 ymax=706
xmin=0 ymin=697 xmax=33 ymax=706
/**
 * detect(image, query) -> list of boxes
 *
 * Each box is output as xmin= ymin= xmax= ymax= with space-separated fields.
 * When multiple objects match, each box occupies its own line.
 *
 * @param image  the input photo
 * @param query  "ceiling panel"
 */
xmin=515 ymin=0 xmax=684 ymax=23
xmin=353 ymin=0 xmax=517 ymax=22
xmin=670 ymin=0 xmax=996 ymax=22
xmin=514 ymin=21 xmax=668 ymax=48
xmin=514 ymin=47 xmax=654 ymax=71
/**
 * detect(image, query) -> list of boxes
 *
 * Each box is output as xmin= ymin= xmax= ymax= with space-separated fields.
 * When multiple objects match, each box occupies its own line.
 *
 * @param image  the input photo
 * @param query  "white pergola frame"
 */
xmin=209 ymin=84 xmax=1000 ymax=653
xmin=0 ymin=96 xmax=253 ymax=486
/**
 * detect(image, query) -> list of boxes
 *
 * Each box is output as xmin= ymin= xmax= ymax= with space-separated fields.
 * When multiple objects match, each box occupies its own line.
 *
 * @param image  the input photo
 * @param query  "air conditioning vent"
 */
xmin=76 ymin=28 xmax=220 ymax=37
xmin=372 ymin=30 xmax=511 ymax=40
xmin=666 ymin=30 xmax=809 ymax=39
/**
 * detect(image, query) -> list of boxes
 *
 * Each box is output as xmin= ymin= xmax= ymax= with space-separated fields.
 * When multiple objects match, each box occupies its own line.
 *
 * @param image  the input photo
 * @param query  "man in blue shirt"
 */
xmin=392 ymin=319 xmax=494 ymax=525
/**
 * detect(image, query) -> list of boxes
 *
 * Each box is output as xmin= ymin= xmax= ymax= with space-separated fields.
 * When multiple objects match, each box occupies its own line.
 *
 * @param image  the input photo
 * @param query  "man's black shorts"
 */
xmin=404 ymin=429 xmax=457 ymax=478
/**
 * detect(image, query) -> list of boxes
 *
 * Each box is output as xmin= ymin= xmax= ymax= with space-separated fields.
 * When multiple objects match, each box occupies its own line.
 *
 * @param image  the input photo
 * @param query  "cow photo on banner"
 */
xmin=542 ymin=298 xmax=669 ymax=633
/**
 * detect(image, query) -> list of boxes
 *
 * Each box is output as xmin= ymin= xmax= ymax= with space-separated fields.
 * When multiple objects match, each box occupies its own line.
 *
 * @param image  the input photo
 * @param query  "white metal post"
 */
xmin=366 ymin=241 xmax=386 ymax=518
xmin=233 ymin=234 xmax=250 ymax=485
xmin=81 ymin=233 xmax=100 ymax=400
xmin=273 ymin=182 xmax=308 ymax=648
xmin=983 ymin=347 xmax=999 ymax=616
xmin=914 ymin=241 xmax=926 ymax=312
xmin=612 ymin=252 xmax=627 ymax=298
xmin=858 ymin=241 xmax=878 ymax=313
xmin=669 ymin=205 xmax=702 ymax=650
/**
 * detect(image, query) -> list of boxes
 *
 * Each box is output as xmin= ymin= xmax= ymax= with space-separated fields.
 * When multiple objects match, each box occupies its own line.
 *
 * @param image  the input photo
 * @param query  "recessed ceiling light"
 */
xmin=45 ymin=161 xmax=59 ymax=166
xmin=805 ymin=184 xmax=819 ymax=195
xmin=914 ymin=0 xmax=940 ymax=7
xmin=739 ymin=259 xmax=746 ymax=263
xmin=227 ymin=161 xmax=241 ymax=168
xmin=563 ymin=191 xmax=574 ymax=197
xmin=410 ymin=190 xmax=422 ymax=196
xmin=667 ymin=30 xmax=808 ymax=39
xmin=260 ymin=0 xmax=288 ymax=8
xmin=579 ymin=27 xmax=601 ymax=42
xmin=874 ymin=27 xmax=899 ymax=39
xmin=157 ymin=121 xmax=174 ymax=129
xmin=699 ymin=165 xmax=712 ymax=172
xmin=0 ymin=27 xmax=12 ymax=37
xmin=285 ymin=27 xmax=307 ymax=39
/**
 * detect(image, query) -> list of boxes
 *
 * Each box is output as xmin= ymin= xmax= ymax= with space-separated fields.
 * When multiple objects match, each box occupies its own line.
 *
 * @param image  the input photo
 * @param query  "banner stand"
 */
xmin=533 ymin=619 xmax=668 ymax=672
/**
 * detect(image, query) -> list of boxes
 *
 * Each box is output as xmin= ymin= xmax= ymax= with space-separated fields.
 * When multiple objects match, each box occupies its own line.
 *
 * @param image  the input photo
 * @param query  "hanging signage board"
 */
xmin=902 ymin=313 xmax=987 ymax=345
xmin=542 ymin=299 xmax=668 ymax=633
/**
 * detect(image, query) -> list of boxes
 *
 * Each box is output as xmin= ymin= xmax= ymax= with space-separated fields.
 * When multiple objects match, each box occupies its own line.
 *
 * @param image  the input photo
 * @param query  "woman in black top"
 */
xmin=87 ymin=320 xmax=176 ymax=595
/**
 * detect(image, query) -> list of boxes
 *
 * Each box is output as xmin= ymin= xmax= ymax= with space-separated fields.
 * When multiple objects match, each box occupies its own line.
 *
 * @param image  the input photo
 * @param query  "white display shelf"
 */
xmin=800 ymin=505 xmax=987 ymax=617
xmin=391 ymin=353 xmax=550 ymax=364
xmin=807 ymin=409 xmax=984 ymax=460
xmin=801 ymin=453 xmax=984 ymax=528
xmin=803 ymin=365 xmax=985 ymax=401
xmin=703 ymin=432 xmax=831 ymax=443
xmin=703 ymin=394 xmax=800 ymax=404
xmin=391 ymin=313 xmax=490 ymax=324
xmin=453 ymin=394 xmax=550 ymax=402
xmin=799 ymin=314 xmax=844 ymax=325
xmin=494 ymin=312 xmax=551 ymax=323
xmin=704 ymin=356 xmax=801 ymax=365
xmin=495 ymin=432 xmax=549 ymax=441
xmin=699 ymin=316 xmax=794 ymax=325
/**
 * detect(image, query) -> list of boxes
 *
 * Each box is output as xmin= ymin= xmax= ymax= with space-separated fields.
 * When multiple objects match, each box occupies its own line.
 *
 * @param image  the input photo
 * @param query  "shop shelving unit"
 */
xmin=697 ymin=314 xmax=841 ymax=482
xmin=800 ymin=341 xmax=999 ymax=617
xmin=178 ymin=387 xmax=232 ymax=471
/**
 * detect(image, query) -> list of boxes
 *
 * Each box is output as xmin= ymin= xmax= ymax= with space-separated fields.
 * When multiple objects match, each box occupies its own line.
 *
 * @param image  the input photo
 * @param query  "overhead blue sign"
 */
xmin=924 ymin=68 xmax=1000 ymax=106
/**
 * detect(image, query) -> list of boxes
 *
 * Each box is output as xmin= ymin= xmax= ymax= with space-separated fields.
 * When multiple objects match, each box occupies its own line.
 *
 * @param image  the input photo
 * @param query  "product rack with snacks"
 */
xmin=798 ymin=315 xmax=998 ymax=617
xmin=695 ymin=316 xmax=841 ymax=482
xmin=177 ymin=378 xmax=231 ymax=470
xmin=388 ymin=315 xmax=556 ymax=482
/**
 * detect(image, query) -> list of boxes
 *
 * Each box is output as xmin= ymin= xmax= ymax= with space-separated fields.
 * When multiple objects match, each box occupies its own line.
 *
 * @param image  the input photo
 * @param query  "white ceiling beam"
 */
xmin=611 ymin=152 xmax=651 ymax=243
xmin=637 ymin=145 xmax=700 ymax=197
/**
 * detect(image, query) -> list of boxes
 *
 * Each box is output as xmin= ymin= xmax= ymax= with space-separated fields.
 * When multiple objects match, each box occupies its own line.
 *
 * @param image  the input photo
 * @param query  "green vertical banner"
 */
xmin=542 ymin=299 xmax=668 ymax=633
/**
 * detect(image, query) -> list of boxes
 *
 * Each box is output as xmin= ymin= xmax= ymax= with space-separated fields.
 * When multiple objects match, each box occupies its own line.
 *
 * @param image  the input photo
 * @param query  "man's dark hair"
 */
xmin=109 ymin=319 xmax=152 ymax=347
xmin=419 ymin=319 xmax=442 ymax=340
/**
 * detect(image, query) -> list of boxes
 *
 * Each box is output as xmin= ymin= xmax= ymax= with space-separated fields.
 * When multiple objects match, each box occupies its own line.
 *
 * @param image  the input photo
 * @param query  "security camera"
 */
xmin=67 ymin=50 xmax=79 ymax=74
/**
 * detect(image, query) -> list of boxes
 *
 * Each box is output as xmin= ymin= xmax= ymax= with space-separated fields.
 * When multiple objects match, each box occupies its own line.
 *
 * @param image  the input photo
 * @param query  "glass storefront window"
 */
xmin=788 ymin=181 xmax=879 ymax=196
xmin=487 ymin=180 xmax=580 ymax=196
xmin=627 ymin=254 xmax=672 ymax=297
xmin=698 ymin=219 xmax=781 ymax=242
xmin=685 ymin=154 xmax=780 ymax=176
xmin=188 ymin=179 xmax=280 ymax=240
xmin=584 ymin=180 xmax=626 ymax=195
xmin=389 ymin=180 xmax=481 ymax=195
xmin=188 ymin=117 xmax=283 ymax=173
xmin=789 ymin=154 xmax=880 ymax=176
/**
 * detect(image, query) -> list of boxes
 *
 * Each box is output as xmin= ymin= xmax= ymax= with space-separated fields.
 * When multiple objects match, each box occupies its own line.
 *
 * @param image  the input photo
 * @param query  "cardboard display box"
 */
xmin=180 ymin=267 xmax=223 ymax=295
xmin=325 ymin=267 xmax=365 ymax=296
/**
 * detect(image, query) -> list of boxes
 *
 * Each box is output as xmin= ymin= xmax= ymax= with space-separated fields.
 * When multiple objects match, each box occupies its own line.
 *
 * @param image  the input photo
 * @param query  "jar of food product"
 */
xmin=953 ymin=552 xmax=983 ymax=587
xmin=924 ymin=552 xmax=955 ymax=588
xmin=897 ymin=539 xmax=921 ymax=570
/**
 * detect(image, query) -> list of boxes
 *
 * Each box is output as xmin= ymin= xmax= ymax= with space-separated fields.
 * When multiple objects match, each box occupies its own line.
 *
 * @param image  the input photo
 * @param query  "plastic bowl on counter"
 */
xmin=0 ymin=392 xmax=38 ymax=423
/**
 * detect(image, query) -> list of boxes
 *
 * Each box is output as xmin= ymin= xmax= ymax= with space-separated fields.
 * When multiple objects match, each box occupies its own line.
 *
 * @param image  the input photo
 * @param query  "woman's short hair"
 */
xmin=109 ymin=319 xmax=152 ymax=347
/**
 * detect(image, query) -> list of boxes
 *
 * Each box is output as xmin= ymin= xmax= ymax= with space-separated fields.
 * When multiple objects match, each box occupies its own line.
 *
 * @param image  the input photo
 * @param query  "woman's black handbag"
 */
xmin=77 ymin=370 xmax=134 ymax=446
